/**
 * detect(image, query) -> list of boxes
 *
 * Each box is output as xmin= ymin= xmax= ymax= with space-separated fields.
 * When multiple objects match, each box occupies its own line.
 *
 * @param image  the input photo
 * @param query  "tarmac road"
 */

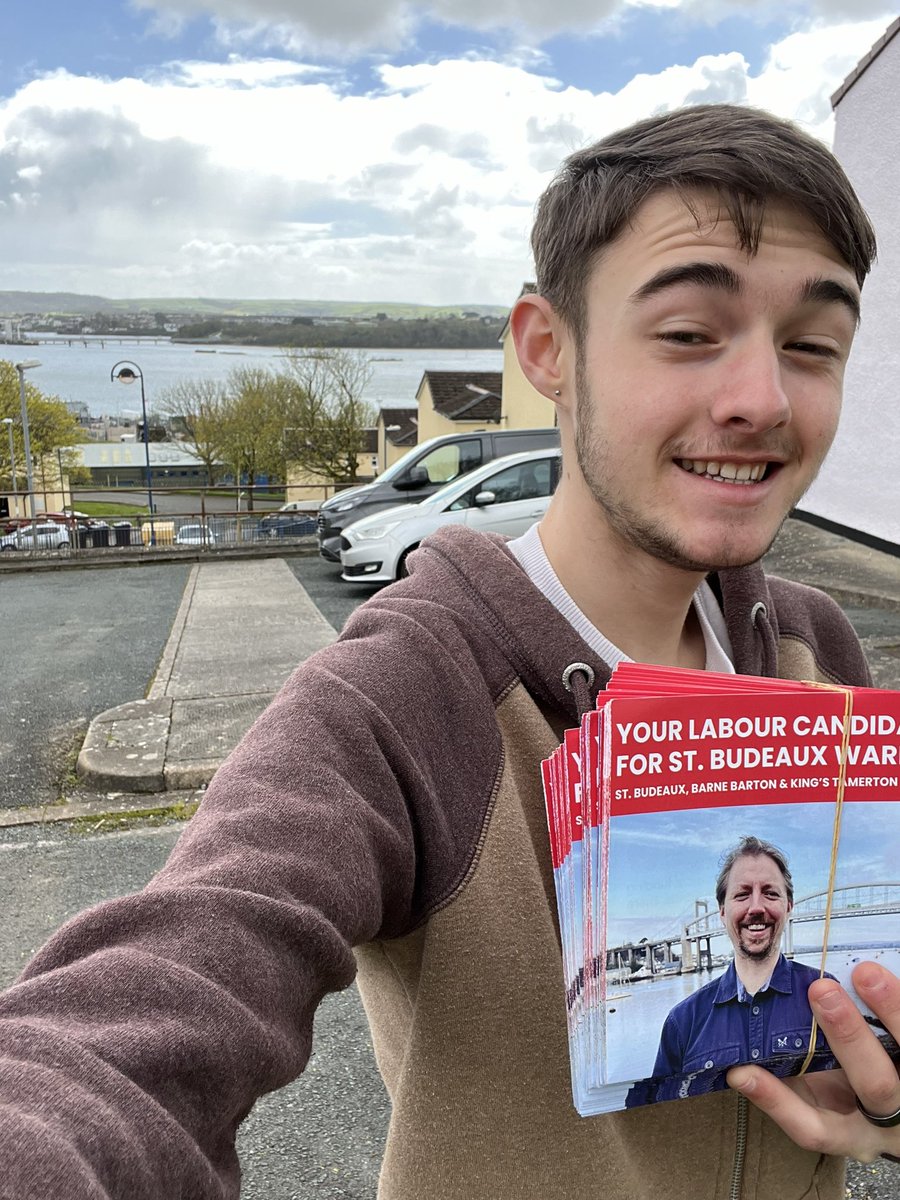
xmin=0 ymin=563 xmax=191 ymax=810
xmin=0 ymin=819 xmax=389 ymax=1199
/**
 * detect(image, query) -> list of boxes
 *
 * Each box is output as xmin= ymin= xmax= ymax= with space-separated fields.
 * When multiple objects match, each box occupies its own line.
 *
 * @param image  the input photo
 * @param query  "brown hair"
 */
xmin=715 ymin=835 xmax=794 ymax=907
xmin=531 ymin=103 xmax=877 ymax=338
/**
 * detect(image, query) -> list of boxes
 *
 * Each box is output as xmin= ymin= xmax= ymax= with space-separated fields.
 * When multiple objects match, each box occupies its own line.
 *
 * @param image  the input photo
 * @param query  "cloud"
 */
xmin=131 ymin=0 xmax=898 ymax=56
xmin=133 ymin=0 xmax=626 ymax=52
xmin=0 ymin=13 xmax=895 ymax=303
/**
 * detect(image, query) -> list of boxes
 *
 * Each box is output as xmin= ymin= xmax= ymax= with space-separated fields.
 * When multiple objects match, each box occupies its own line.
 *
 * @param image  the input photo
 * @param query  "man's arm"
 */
xmin=0 ymin=661 xmax=413 ymax=1197
xmin=651 ymin=1010 xmax=686 ymax=1079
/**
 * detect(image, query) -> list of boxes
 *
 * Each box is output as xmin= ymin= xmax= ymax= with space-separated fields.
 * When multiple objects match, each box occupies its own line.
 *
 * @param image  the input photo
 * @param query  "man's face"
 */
xmin=570 ymin=189 xmax=860 ymax=572
xmin=720 ymin=853 xmax=792 ymax=962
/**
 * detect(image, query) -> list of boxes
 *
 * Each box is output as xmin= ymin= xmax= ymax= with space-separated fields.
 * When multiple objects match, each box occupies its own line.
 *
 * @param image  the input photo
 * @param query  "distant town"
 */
xmin=0 ymin=292 xmax=508 ymax=350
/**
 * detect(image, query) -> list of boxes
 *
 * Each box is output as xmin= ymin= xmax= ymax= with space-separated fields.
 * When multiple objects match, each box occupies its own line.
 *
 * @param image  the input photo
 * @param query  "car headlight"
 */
xmin=350 ymin=521 xmax=402 ymax=542
xmin=333 ymin=500 xmax=358 ymax=514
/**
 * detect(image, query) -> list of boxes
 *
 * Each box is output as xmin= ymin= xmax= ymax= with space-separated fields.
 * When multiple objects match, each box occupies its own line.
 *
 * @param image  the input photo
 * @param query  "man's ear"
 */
xmin=509 ymin=293 xmax=569 ymax=405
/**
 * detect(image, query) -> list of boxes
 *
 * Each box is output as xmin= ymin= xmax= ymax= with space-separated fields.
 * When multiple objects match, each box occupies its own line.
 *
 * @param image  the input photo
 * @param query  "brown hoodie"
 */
xmin=0 ymin=526 xmax=872 ymax=1199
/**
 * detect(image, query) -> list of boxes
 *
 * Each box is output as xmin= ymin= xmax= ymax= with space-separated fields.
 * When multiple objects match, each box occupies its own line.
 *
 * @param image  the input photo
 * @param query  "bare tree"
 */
xmin=157 ymin=377 xmax=227 ymax=485
xmin=279 ymin=349 xmax=376 ymax=483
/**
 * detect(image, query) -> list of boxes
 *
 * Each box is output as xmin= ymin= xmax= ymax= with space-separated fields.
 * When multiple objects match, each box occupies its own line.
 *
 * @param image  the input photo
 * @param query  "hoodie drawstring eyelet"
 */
xmin=750 ymin=600 xmax=777 ymax=677
xmin=562 ymin=663 xmax=596 ymax=719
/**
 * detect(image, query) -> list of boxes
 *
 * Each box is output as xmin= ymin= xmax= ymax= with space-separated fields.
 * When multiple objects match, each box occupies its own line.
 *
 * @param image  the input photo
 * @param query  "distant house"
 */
xmin=415 ymin=370 xmax=503 ymax=443
xmin=802 ymin=18 xmax=900 ymax=548
xmin=284 ymin=427 xmax=381 ymax=507
xmin=377 ymin=407 xmax=417 ymax=470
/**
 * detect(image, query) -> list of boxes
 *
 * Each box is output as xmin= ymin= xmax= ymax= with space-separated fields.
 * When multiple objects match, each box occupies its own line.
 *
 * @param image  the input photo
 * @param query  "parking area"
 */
xmin=0 ymin=511 xmax=318 ymax=556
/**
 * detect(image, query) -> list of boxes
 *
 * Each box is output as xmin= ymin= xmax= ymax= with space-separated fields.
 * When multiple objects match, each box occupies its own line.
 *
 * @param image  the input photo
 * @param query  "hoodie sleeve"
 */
xmin=0 ymin=599 xmax=506 ymax=1200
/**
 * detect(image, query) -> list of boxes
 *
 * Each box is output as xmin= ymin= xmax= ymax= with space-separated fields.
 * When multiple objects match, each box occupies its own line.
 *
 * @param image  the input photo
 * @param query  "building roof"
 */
xmin=832 ymin=17 xmax=900 ymax=107
xmin=77 ymin=442 xmax=210 ymax=469
xmin=420 ymin=371 xmax=502 ymax=423
xmin=379 ymin=407 xmax=418 ymax=447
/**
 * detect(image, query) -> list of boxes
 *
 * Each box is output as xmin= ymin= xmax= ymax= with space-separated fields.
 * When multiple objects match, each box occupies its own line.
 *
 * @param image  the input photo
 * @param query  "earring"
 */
xmin=553 ymin=389 xmax=561 ymax=397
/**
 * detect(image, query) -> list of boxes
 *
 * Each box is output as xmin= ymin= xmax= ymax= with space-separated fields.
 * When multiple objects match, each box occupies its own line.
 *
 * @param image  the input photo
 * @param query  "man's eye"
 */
xmin=786 ymin=340 xmax=839 ymax=358
xmin=656 ymin=331 xmax=707 ymax=345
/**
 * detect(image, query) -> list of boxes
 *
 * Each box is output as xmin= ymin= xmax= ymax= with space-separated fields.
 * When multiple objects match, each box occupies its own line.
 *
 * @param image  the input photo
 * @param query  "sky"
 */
xmin=606 ymin=798 xmax=900 ymax=948
xmin=0 ymin=1 xmax=896 ymax=306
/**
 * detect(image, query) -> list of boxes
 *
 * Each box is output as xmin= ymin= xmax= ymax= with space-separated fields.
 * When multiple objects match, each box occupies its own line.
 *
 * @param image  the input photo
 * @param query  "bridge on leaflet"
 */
xmin=605 ymin=881 xmax=900 ymax=979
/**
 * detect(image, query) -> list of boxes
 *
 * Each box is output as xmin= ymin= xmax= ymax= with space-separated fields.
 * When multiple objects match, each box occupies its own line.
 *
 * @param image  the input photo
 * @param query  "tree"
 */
xmin=157 ymin=377 xmax=228 ymax=484
xmin=279 ymin=349 xmax=376 ymax=483
xmin=217 ymin=366 xmax=289 ymax=511
xmin=0 ymin=359 xmax=85 ymax=495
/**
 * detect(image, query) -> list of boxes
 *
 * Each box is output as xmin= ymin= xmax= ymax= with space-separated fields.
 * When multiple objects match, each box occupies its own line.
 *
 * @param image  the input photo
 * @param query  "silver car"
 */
xmin=0 ymin=522 xmax=72 ymax=551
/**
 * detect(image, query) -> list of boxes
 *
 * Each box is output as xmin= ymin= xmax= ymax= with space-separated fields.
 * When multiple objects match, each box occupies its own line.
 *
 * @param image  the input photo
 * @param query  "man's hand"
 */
xmin=727 ymin=962 xmax=900 ymax=1162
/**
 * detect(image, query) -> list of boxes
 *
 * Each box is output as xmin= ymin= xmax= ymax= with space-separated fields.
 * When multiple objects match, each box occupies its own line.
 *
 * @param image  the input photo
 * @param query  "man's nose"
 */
xmin=709 ymin=338 xmax=792 ymax=433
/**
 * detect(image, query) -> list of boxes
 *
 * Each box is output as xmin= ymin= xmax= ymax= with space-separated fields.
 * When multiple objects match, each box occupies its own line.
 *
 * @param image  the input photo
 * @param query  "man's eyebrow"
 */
xmin=798 ymin=277 xmax=861 ymax=327
xmin=629 ymin=262 xmax=741 ymax=305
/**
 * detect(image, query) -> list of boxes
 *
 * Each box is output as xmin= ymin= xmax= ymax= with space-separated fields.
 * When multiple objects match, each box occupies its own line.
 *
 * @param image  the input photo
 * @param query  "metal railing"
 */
xmin=0 ymin=487 xmax=321 ymax=559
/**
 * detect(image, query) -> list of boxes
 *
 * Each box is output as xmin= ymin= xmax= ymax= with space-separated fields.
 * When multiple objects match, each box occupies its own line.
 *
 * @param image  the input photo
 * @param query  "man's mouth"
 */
xmin=677 ymin=459 xmax=772 ymax=485
xmin=741 ymin=922 xmax=773 ymax=937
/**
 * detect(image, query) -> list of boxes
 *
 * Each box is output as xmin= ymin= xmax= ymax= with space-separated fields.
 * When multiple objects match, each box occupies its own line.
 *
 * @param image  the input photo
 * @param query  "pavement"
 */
xmin=14 ymin=513 xmax=900 ymax=814
xmin=75 ymin=557 xmax=336 ymax=796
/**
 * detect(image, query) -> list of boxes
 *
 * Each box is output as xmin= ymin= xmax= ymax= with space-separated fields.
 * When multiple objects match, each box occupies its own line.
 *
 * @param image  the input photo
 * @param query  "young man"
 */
xmin=650 ymin=837 xmax=834 ymax=1087
xmin=1 ymin=105 xmax=899 ymax=1199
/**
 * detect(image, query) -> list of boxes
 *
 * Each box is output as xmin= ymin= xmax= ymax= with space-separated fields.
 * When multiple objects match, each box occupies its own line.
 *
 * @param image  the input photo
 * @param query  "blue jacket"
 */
xmin=628 ymin=955 xmax=836 ymax=1105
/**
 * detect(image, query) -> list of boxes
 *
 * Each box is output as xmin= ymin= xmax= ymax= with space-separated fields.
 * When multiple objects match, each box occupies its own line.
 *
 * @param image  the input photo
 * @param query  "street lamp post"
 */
xmin=1 ymin=417 xmax=17 ymax=518
xmin=111 ymin=361 xmax=155 ymax=544
xmin=15 ymin=359 xmax=41 ymax=550
xmin=14 ymin=359 xmax=40 ymax=519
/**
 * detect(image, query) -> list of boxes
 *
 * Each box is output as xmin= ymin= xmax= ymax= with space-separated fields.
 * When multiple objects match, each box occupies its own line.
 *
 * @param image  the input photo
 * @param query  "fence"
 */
xmin=0 ymin=489 xmax=320 ymax=559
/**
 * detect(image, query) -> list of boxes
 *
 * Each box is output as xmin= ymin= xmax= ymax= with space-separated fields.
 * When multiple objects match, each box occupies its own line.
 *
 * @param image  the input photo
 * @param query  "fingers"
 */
xmin=727 ymin=964 xmax=900 ymax=1165
xmin=727 ymin=1065 xmax=881 ymax=1161
xmin=809 ymin=968 xmax=900 ymax=1120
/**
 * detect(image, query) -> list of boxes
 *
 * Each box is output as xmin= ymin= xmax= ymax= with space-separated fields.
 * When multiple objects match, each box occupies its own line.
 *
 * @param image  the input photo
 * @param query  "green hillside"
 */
xmin=0 ymin=292 xmax=508 ymax=320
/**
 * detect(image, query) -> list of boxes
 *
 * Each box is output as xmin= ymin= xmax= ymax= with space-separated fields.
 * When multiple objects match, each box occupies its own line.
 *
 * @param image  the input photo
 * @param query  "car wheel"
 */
xmin=0 ymin=545 xmax=15 ymax=552
xmin=396 ymin=545 xmax=418 ymax=579
xmin=58 ymin=540 xmax=70 ymax=549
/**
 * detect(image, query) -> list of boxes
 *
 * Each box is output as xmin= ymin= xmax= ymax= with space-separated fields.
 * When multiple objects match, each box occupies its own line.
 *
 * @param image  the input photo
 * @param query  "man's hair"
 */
xmin=715 ymin=835 xmax=794 ymax=907
xmin=531 ymin=103 xmax=877 ymax=339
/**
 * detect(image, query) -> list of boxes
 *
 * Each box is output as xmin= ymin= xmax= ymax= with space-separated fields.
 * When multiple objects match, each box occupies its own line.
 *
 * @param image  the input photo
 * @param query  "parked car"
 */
xmin=175 ymin=524 xmax=217 ymax=546
xmin=317 ymin=427 xmax=560 ymax=562
xmin=259 ymin=501 xmax=317 ymax=539
xmin=340 ymin=448 xmax=561 ymax=584
xmin=0 ymin=522 xmax=72 ymax=551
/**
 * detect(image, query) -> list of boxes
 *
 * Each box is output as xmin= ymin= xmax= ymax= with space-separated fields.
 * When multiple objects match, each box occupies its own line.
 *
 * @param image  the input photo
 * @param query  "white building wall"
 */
xmin=802 ymin=35 xmax=900 ymax=545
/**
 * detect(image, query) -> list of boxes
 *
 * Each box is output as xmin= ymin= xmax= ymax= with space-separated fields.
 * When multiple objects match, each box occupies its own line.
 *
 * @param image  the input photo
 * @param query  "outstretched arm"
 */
xmin=728 ymin=963 xmax=900 ymax=1162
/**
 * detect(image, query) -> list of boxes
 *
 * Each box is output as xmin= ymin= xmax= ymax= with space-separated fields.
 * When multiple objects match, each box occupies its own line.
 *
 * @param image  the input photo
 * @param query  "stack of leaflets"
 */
xmin=542 ymin=662 xmax=900 ymax=1115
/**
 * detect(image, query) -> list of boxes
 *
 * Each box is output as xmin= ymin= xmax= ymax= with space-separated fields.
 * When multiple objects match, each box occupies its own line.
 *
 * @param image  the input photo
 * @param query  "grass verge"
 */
xmin=71 ymin=798 xmax=201 ymax=834
xmin=75 ymin=501 xmax=150 ymax=518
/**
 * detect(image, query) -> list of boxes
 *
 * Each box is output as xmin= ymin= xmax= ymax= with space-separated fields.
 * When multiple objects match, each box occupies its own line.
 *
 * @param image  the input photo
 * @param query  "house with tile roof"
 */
xmin=376 ymin=406 xmax=418 ymax=470
xmin=802 ymin=17 xmax=900 ymax=548
xmin=414 ymin=370 xmax=504 ymax=442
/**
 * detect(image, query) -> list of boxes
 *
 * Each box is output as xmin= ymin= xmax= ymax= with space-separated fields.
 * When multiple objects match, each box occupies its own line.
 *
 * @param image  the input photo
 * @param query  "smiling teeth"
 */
xmin=679 ymin=459 xmax=765 ymax=484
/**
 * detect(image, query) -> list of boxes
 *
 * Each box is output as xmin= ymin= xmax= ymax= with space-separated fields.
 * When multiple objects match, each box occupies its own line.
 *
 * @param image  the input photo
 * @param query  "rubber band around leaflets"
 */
xmin=798 ymin=682 xmax=854 ymax=1077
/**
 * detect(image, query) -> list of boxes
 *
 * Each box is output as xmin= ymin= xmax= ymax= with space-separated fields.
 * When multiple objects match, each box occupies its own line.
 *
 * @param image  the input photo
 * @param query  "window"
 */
xmin=449 ymin=457 xmax=555 ymax=510
xmin=417 ymin=440 xmax=483 ymax=484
